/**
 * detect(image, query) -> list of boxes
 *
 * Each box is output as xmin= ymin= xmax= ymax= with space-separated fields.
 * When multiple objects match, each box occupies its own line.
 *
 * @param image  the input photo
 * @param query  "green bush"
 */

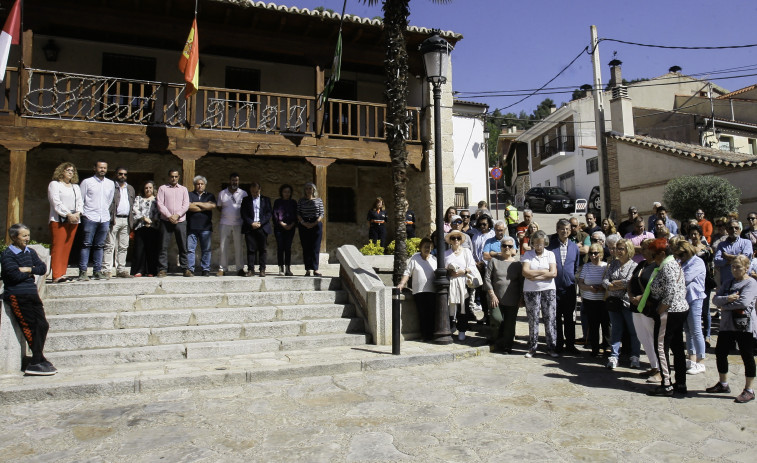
xmin=385 ymin=237 xmax=422 ymax=257
xmin=663 ymin=175 xmax=741 ymax=221
xmin=359 ymin=240 xmax=385 ymax=256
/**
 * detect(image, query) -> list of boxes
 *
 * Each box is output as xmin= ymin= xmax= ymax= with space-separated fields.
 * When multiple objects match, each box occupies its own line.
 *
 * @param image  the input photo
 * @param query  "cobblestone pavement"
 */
xmin=1 ymin=332 xmax=755 ymax=463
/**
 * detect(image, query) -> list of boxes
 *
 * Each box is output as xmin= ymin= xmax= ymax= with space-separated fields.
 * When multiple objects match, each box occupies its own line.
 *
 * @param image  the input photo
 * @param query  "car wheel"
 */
xmin=545 ymin=203 xmax=553 ymax=214
xmin=524 ymin=201 xmax=530 ymax=211
xmin=592 ymin=194 xmax=601 ymax=211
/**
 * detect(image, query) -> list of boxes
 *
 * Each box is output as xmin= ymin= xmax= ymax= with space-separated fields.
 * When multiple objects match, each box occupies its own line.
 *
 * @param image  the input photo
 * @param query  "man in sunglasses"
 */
xmin=714 ymin=219 xmax=753 ymax=287
xmin=695 ymin=209 xmax=713 ymax=244
xmin=618 ymin=206 xmax=638 ymax=238
xmin=741 ymin=212 xmax=757 ymax=247
xmin=459 ymin=210 xmax=473 ymax=234
xmin=483 ymin=220 xmax=515 ymax=261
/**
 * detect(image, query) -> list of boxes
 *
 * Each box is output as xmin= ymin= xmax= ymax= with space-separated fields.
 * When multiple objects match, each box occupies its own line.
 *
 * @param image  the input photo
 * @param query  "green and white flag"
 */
xmin=319 ymin=30 xmax=342 ymax=108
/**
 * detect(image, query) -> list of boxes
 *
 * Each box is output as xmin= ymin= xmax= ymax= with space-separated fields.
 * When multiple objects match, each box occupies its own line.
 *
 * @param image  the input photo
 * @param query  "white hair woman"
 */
xmin=521 ymin=230 xmax=558 ymax=358
xmin=445 ymin=230 xmax=477 ymax=341
xmin=485 ymin=235 xmax=523 ymax=353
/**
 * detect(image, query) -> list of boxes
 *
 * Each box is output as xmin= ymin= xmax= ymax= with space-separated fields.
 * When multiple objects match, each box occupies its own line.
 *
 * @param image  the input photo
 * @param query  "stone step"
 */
xmin=44 ymin=276 xmax=341 ymax=298
xmin=47 ymin=304 xmax=357 ymax=332
xmin=42 ymin=334 xmax=369 ymax=368
xmin=43 ymin=290 xmax=348 ymax=315
xmin=44 ymin=318 xmax=364 ymax=352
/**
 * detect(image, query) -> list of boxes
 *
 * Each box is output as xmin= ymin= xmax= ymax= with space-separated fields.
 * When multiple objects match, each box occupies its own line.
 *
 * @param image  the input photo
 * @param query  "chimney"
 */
xmin=549 ymin=104 xmax=557 ymax=114
xmin=510 ymin=125 xmax=517 ymax=134
xmin=610 ymin=84 xmax=634 ymax=136
xmin=608 ymin=59 xmax=623 ymax=89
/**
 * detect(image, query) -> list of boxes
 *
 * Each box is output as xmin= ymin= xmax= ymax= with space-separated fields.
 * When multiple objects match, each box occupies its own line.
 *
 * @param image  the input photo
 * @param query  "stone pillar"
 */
xmin=171 ymin=149 xmax=208 ymax=188
xmin=305 ymin=157 xmax=335 ymax=253
xmin=2 ymin=141 xmax=40 ymax=244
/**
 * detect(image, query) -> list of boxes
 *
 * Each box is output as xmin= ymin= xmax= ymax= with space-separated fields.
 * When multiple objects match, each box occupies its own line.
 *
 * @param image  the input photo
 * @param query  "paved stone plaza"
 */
xmin=1 ymin=338 xmax=755 ymax=463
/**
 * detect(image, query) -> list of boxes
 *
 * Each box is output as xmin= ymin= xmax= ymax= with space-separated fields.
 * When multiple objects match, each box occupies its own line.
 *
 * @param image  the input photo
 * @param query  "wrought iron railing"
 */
xmin=539 ymin=135 xmax=575 ymax=160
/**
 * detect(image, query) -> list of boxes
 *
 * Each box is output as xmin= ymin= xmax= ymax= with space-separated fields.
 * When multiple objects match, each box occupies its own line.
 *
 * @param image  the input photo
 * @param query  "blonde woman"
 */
xmin=297 ymin=182 xmax=324 ymax=277
xmin=47 ymin=162 xmax=83 ymax=283
xmin=603 ymin=238 xmax=640 ymax=369
xmin=578 ymin=243 xmax=607 ymax=357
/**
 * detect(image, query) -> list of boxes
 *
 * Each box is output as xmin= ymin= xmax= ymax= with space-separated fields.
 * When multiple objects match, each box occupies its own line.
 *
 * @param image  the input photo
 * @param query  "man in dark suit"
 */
xmin=240 ymin=182 xmax=273 ymax=277
xmin=547 ymin=218 xmax=581 ymax=354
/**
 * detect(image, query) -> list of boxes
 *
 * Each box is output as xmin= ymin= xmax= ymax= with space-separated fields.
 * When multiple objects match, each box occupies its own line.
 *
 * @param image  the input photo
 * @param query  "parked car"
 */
xmin=523 ymin=187 xmax=575 ymax=213
xmin=588 ymin=186 xmax=601 ymax=214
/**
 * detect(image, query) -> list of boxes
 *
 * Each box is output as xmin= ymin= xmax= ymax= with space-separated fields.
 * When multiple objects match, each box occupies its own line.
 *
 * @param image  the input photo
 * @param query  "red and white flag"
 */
xmin=0 ymin=0 xmax=21 ymax=84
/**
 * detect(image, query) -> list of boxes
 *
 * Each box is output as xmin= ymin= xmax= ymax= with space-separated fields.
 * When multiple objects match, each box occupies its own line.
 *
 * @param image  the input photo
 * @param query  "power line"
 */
xmin=599 ymin=38 xmax=757 ymax=50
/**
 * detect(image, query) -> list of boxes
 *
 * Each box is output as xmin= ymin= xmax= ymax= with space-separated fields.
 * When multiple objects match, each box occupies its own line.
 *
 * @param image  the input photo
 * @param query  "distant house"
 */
xmin=496 ymin=126 xmax=528 ymax=208
xmin=452 ymin=99 xmax=489 ymax=213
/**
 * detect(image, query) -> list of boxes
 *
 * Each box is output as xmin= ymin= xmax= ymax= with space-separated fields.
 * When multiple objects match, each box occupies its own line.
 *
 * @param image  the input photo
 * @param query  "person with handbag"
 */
xmin=522 ymin=230 xmax=558 ymax=358
xmin=47 ymin=162 xmax=83 ymax=283
xmin=485 ymin=235 xmax=523 ymax=353
xmin=672 ymin=239 xmax=708 ymax=375
xmin=646 ymin=238 xmax=690 ymax=397
xmin=444 ymin=230 xmax=477 ymax=342
xmin=628 ymin=238 xmax=661 ymax=383
xmin=578 ymin=243 xmax=608 ymax=358
xmin=602 ymin=238 xmax=641 ymax=370
xmin=707 ymin=255 xmax=757 ymax=403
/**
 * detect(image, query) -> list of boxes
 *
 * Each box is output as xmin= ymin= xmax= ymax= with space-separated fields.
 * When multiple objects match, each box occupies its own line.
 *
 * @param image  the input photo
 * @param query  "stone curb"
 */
xmin=0 ymin=346 xmax=488 ymax=404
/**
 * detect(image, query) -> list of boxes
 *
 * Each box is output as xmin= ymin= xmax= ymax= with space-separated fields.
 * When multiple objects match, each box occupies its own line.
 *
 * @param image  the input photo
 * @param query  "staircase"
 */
xmin=42 ymin=275 xmax=367 ymax=368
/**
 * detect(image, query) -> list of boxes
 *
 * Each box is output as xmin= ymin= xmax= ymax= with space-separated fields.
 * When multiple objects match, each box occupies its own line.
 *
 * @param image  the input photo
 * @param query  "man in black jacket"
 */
xmin=103 ymin=167 xmax=135 ymax=278
xmin=240 ymin=182 xmax=273 ymax=277
xmin=1 ymin=223 xmax=55 ymax=375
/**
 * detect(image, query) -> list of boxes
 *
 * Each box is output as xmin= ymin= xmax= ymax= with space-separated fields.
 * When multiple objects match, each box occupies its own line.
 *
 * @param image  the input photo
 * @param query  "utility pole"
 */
xmin=590 ymin=25 xmax=611 ymax=218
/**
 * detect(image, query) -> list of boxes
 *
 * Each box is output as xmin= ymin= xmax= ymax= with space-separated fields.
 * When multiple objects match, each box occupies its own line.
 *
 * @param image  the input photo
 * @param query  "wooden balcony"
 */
xmin=7 ymin=68 xmax=422 ymax=143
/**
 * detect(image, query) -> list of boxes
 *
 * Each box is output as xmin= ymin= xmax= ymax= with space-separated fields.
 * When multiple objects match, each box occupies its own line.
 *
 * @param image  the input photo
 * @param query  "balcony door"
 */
xmin=326 ymin=79 xmax=358 ymax=137
xmin=101 ymin=53 xmax=157 ymax=121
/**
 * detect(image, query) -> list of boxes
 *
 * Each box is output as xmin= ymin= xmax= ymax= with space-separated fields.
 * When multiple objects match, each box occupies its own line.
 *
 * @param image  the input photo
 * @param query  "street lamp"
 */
xmin=420 ymin=32 xmax=453 ymax=345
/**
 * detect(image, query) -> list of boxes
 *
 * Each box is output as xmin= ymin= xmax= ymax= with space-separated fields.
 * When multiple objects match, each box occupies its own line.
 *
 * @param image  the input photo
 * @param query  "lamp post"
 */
xmin=420 ymin=32 xmax=453 ymax=345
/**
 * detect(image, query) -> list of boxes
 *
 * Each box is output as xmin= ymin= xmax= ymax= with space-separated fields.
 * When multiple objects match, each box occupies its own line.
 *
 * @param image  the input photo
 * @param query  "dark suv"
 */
xmin=524 ymin=187 xmax=575 ymax=213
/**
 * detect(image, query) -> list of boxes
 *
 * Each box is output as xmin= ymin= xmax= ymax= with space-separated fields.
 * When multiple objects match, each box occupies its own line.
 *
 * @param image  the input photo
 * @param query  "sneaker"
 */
xmin=24 ymin=363 xmax=57 ymax=376
xmin=685 ymin=359 xmax=694 ymax=370
xmin=217 ymin=270 xmax=224 ymax=277
xmin=103 ymin=272 xmax=112 ymax=280
xmin=548 ymin=350 xmax=559 ymax=358
xmin=458 ymin=332 xmax=466 ymax=341
xmin=157 ymin=270 xmax=167 ymax=278
xmin=77 ymin=271 xmax=90 ymax=282
xmin=93 ymin=271 xmax=104 ymax=280
xmin=630 ymin=356 xmax=641 ymax=369
xmin=706 ymin=382 xmax=731 ymax=393
xmin=525 ymin=350 xmax=536 ymax=358
xmin=606 ymin=357 xmax=618 ymax=370
xmin=735 ymin=389 xmax=755 ymax=403
xmin=647 ymin=385 xmax=674 ymax=397
xmin=686 ymin=363 xmax=705 ymax=375
xmin=646 ymin=373 xmax=662 ymax=383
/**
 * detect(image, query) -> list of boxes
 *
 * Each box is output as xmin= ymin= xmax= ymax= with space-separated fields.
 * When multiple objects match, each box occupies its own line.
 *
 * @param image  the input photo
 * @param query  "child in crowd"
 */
xmin=1 ymin=223 xmax=56 ymax=375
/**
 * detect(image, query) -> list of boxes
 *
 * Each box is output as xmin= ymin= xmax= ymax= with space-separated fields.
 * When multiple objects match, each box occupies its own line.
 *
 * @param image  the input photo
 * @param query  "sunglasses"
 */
xmin=460 ymin=215 xmax=470 ymax=218
xmin=450 ymin=236 xmax=462 ymax=241
xmin=589 ymin=252 xmax=600 ymax=256
xmin=502 ymin=244 xmax=514 ymax=249
xmin=749 ymin=216 xmax=757 ymax=220
xmin=452 ymin=220 xmax=463 ymax=225
xmin=727 ymin=227 xmax=739 ymax=231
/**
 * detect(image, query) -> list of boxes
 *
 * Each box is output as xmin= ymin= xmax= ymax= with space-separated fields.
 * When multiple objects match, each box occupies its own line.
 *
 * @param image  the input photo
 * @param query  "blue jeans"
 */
xmin=609 ymin=310 xmax=640 ymax=359
xmin=79 ymin=217 xmax=110 ymax=272
xmin=187 ymin=230 xmax=212 ymax=272
xmin=701 ymin=290 xmax=712 ymax=338
xmin=684 ymin=298 xmax=706 ymax=359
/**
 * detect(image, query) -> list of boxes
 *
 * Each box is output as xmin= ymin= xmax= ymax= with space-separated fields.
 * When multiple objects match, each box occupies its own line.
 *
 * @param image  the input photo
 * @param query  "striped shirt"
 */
xmin=579 ymin=262 xmax=607 ymax=300
xmin=297 ymin=198 xmax=324 ymax=221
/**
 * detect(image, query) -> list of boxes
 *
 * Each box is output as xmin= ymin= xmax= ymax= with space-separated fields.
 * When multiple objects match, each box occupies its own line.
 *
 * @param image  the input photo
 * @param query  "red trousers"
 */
xmin=49 ymin=221 xmax=79 ymax=279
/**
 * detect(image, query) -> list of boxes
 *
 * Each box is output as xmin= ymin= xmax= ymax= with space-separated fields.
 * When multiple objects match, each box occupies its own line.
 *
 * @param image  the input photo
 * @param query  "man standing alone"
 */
xmin=548 ymin=219 xmax=581 ymax=354
xmin=78 ymin=160 xmax=115 ymax=281
xmin=241 ymin=182 xmax=272 ymax=277
xmin=103 ymin=167 xmax=135 ymax=279
xmin=187 ymin=175 xmax=216 ymax=276
xmin=217 ymin=173 xmax=247 ymax=276
xmin=156 ymin=169 xmax=190 ymax=277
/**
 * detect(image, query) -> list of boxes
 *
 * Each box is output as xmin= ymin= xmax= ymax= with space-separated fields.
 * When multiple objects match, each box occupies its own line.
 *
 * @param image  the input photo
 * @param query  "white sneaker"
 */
xmin=630 ymin=356 xmax=641 ymax=369
xmin=607 ymin=357 xmax=618 ymax=370
xmin=525 ymin=350 xmax=535 ymax=358
xmin=687 ymin=363 xmax=706 ymax=375
xmin=458 ymin=332 xmax=466 ymax=341
xmin=685 ymin=359 xmax=694 ymax=370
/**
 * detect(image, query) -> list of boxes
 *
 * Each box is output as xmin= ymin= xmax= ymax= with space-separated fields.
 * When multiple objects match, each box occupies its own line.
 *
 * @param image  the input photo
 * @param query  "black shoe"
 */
xmin=202 ymin=270 xmax=210 ymax=277
xmin=25 ymin=362 xmax=57 ymax=376
xmin=673 ymin=383 xmax=688 ymax=395
xmin=564 ymin=346 xmax=581 ymax=355
xmin=647 ymin=385 xmax=674 ymax=397
xmin=237 ymin=269 xmax=247 ymax=277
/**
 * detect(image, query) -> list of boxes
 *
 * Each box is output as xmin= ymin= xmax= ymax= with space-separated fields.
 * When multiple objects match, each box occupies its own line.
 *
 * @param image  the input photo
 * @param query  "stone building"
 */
xmin=0 ymin=0 xmax=460 ymax=267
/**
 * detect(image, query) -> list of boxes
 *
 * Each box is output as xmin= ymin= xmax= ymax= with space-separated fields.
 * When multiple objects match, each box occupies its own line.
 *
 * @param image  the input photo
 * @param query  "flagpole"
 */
xmin=18 ymin=0 xmax=23 ymax=67
xmin=318 ymin=0 xmax=347 ymax=136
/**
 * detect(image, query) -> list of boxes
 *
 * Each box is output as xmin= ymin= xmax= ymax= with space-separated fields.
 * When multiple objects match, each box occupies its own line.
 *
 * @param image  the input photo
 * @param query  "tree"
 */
xmin=361 ymin=0 xmax=450 ymax=284
xmin=663 ymin=175 xmax=741 ymax=221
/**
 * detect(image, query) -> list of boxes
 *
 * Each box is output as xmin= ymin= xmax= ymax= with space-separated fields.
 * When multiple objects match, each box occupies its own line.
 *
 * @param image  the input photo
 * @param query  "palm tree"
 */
xmin=361 ymin=0 xmax=450 ymax=283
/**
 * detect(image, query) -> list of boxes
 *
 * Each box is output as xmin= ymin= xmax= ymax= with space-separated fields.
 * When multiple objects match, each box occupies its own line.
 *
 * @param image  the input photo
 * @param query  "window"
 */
xmin=586 ymin=157 xmax=599 ymax=174
xmin=454 ymin=187 xmax=468 ymax=209
xmin=225 ymin=67 xmax=261 ymax=92
xmin=719 ymin=136 xmax=734 ymax=152
xmin=327 ymin=187 xmax=355 ymax=223
xmin=102 ymin=53 xmax=156 ymax=81
xmin=748 ymin=138 xmax=757 ymax=155
xmin=545 ymin=180 xmax=551 ymax=187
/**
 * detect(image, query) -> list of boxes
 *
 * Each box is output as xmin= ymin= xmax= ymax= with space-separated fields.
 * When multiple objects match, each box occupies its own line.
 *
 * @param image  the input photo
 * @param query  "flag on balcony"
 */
xmin=178 ymin=18 xmax=199 ymax=98
xmin=0 ymin=0 xmax=21 ymax=84
xmin=318 ymin=29 xmax=342 ymax=108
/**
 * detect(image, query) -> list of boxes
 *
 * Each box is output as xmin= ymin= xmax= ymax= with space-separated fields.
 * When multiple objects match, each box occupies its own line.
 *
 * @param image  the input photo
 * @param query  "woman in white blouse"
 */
xmin=444 ymin=230 xmax=476 ymax=341
xmin=398 ymin=237 xmax=437 ymax=341
xmin=521 ymin=230 xmax=558 ymax=358
xmin=47 ymin=162 xmax=83 ymax=283
xmin=130 ymin=181 xmax=160 ymax=277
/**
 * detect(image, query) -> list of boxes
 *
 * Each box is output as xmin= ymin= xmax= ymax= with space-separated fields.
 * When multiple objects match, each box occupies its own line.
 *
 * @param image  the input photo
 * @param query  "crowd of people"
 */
xmin=399 ymin=201 xmax=757 ymax=403
xmin=45 ymin=161 xmax=327 ymax=282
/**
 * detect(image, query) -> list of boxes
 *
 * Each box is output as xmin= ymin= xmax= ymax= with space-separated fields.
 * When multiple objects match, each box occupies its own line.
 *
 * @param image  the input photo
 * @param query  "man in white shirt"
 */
xmin=78 ymin=160 xmax=116 ymax=281
xmin=216 ymin=173 xmax=247 ymax=276
xmin=102 ymin=167 xmax=135 ymax=278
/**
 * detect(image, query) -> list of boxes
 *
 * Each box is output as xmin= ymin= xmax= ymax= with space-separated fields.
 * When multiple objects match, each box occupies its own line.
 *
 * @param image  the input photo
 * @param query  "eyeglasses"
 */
xmin=460 ymin=215 xmax=470 ymax=219
xmin=452 ymin=220 xmax=463 ymax=225
xmin=571 ymin=224 xmax=578 ymax=228
xmin=749 ymin=216 xmax=757 ymax=220
xmin=450 ymin=236 xmax=462 ymax=241
xmin=589 ymin=252 xmax=600 ymax=256
xmin=502 ymin=244 xmax=514 ymax=249
xmin=727 ymin=226 xmax=739 ymax=231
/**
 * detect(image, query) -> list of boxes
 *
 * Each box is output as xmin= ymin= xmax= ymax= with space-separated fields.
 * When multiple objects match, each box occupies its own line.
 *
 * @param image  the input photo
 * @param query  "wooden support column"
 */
xmin=315 ymin=65 xmax=325 ymax=137
xmin=17 ymin=29 xmax=33 ymax=115
xmin=305 ymin=157 xmax=335 ymax=253
xmin=171 ymin=149 xmax=208 ymax=188
xmin=2 ymin=141 xmax=40 ymax=243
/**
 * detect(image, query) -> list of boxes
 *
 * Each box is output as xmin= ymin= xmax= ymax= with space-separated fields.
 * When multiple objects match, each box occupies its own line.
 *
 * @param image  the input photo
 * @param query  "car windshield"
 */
xmin=544 ymin=187 xmax=568 ymax=196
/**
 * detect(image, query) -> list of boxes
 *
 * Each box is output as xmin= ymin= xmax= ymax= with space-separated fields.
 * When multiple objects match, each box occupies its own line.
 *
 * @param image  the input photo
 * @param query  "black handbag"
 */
xmin=605 ymin=296 xmax=624 ymax=313
xmin=642 ymin=297 xmax=660 ymax=318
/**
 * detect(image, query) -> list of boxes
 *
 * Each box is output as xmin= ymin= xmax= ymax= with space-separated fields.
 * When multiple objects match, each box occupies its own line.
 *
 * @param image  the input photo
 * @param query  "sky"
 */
xmin=284 ymin=0 xmax=757 ymax=117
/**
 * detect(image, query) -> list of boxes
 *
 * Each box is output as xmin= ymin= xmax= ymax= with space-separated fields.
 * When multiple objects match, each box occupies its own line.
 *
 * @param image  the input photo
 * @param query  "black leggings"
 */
xmin=716 ymin=330 xmax=756 ymax=377
xmin=4 ymin=294 xmax=49 ymax=364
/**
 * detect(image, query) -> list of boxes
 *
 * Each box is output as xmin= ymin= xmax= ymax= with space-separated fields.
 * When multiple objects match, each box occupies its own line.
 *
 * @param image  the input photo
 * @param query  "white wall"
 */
xmin=452 ymin=113 xmax=488 ymax=211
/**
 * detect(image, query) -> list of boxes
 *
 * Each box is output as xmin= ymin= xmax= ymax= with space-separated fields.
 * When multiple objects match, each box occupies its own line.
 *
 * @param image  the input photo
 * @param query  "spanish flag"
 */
xmin=178 ymin=18 xmax=199 ymax=98
xmin=0 ymin=0 xmax=21 ymax=84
